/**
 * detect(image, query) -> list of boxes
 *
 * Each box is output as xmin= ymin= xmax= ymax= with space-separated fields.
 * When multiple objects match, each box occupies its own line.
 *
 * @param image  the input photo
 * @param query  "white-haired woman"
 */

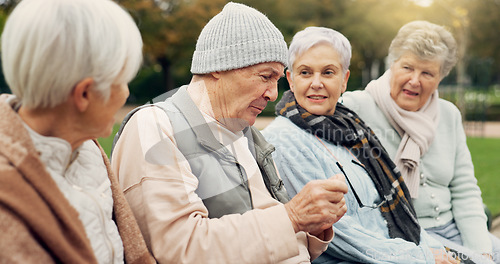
xmin=343 ymin=20 xmax=500 ymax=263
xmin=0 ymin=0 xmax=155 ymax=263
xmin=262 ymin=26 xmax=459 ymax=264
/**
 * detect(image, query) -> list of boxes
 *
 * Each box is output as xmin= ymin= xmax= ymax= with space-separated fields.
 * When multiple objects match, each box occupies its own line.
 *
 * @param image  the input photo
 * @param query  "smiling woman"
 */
xmin=287 ymin=43 xmax=349 ymax=116
xmin=261 ymin=26 xmax=455 ymax=263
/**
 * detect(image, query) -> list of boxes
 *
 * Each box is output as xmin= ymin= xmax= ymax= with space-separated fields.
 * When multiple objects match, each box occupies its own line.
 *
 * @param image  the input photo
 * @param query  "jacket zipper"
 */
xmin=70 ymin=182 xmax=116 ymax=263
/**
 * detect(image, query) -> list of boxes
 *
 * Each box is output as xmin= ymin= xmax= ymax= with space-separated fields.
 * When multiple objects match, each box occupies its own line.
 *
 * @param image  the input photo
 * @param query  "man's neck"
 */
xmin=187 ymin=78 xmax=215 ymax=119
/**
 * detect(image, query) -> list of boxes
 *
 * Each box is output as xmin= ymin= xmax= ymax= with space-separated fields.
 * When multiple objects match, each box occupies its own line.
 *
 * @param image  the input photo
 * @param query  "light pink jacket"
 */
xmin=111 ymin=87 xmax=332 ymax=263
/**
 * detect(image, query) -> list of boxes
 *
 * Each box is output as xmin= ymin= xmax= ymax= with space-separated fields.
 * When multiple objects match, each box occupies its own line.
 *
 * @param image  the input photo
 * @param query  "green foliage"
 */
xmin=109 ymin=0 xmax=500 ymax=104
xmin=467 ymin=0 xmax=500 ymax=83
xmin=439 ymin=85 xmax=500 ymax=121
xmin=0 ymin=8 xmax=11 ymax=94
xmin=3 ymin=0 xmax=500 ymax=106
xmin=0 ymin=58 xmax=9 ymax=94
xmin=127 ymin=65 xmax=167 ymax=104
xmin=97 ymin=124 xmax=121 ymax=158
xmin=467 ymin=137 xmax=500 ymax=216
xmin=120 ymin=0 xmax=228 ymax=92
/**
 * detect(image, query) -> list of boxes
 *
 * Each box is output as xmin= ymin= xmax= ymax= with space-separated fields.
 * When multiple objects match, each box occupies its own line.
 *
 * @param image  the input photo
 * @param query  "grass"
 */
xmin=98 ymin=127 xmax=500 ymax=217
xmin=467 ymin=137 xmax=500 ymax=217
xmin=97 ymin=124 xmax=120 ymax=158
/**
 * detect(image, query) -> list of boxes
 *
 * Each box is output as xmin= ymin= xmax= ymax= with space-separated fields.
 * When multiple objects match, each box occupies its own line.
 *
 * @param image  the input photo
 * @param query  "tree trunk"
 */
xmin=158 ymin=56 xmax=174 ymax=92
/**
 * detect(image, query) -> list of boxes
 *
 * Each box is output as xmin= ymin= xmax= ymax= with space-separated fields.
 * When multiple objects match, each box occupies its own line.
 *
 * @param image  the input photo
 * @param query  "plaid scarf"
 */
xmin=276 ymin=91 xmax=421 ymax=244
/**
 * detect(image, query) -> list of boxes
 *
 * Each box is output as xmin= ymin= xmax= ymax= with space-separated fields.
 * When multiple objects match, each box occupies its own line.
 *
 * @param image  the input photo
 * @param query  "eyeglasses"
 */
xmin=315 ymin=135 xmax=387 ymax=210
xmin=335 ymin=159 xmax=387 ymax=209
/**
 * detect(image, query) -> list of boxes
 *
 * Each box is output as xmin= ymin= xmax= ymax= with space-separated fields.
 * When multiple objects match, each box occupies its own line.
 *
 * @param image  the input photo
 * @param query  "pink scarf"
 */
xmin=365 ymin=70 xmax=439 ymax=198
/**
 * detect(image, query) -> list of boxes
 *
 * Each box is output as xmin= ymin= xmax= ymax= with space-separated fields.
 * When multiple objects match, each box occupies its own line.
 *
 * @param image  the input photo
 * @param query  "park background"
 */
xmin=0 ymin=0 xmax=499 ymax=223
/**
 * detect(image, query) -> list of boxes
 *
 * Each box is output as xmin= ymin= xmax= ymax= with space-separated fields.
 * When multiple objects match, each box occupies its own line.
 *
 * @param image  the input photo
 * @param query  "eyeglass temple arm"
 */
xmin=335 ymin=162 xmax=365 ymax=208
xmin=350 ymin=160 xmax=388 ymax=209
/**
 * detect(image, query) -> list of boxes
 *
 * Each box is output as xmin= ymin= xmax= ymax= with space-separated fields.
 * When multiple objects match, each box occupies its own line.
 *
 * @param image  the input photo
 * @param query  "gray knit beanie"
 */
xmin=190 ymin=2 xmax=288 ymax=74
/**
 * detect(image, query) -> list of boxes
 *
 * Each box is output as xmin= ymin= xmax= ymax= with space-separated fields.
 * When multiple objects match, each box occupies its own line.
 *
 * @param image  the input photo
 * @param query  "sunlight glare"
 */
xmin=412 ymin=0 xmax=434 ymax=7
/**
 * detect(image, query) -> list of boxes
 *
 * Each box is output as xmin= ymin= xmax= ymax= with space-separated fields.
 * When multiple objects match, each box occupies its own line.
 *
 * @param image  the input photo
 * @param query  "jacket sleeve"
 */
xmin=111 ymin=107 xmax=308 ymax=264
xmin=446 ymin=104 xmax=491 ymax=254
xmin=265 ymin=121 xmax=438 ymax=264
xmin=324 ymin=217 xmax=436 ymax=264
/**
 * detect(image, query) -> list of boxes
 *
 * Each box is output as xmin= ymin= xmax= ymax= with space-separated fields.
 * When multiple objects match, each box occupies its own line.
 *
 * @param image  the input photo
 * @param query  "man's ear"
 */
xmin=72 ymin=78 xmax=94 ymax=112
xmin=211 ymin=71 xmax=222 ymax=80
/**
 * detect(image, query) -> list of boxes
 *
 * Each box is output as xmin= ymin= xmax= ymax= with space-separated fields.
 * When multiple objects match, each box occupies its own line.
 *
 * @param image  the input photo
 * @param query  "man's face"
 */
xmin=209 ymin=62 xmax=284 ymax=132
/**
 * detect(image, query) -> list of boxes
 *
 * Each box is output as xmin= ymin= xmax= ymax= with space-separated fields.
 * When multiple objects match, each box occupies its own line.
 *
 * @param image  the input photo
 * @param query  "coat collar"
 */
xmin=0 ymin=94 xmax=36 ymax=168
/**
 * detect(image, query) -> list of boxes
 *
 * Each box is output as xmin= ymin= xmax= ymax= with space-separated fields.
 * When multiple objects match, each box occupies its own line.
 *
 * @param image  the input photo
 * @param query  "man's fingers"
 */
xmin=329 ymin=173 xmax=346 ymax=182
xmin=322 ymin=175 xmax=349 ymax=194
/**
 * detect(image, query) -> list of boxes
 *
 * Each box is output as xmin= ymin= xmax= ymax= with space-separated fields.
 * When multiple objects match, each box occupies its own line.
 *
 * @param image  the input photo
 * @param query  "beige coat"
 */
xmin=0 ymin=94 xmax=156 ymax=264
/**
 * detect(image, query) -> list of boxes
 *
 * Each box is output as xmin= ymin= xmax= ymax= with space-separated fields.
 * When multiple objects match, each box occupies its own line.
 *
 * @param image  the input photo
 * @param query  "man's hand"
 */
xmin=430 ymin=248 xmax=459 ymax=264
xmin=284 ymin=173 xmax=348 ymax=236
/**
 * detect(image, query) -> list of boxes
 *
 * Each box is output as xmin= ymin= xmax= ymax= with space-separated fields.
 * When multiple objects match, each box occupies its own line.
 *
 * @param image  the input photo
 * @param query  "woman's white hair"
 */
xmin=1 ymin=0 xmax=143 ymax=109
xmin=288 ymin=26 xmax=352 ymax=76
xmin=388 ymin=20 xmax=458 ymax=78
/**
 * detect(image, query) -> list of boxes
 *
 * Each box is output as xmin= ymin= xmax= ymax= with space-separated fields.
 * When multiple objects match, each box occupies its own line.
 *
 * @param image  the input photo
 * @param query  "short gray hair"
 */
xmin=1 ymin=0 xmax=143 ymax=109
xmin=288 ymin=26 xmax=352 ymax=75
xmin=388 ymin=20 xmax=457 ymax=78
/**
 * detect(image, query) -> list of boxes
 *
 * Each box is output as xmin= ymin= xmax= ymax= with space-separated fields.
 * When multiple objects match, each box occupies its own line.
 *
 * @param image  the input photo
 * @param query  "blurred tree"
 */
xmin=426 ymin=0 xmax=471 ymax=119
xmin=118 ymin=0 xmax=227 ymax=94
xmin=342 ymin=0 xmax=403 ymax=88
xmin=467 ymin=0 xmax=500 ymax=83
xmin=0 ymin=0 xmax=18 ymax=13
xmin=0 ymin=5 xmax=11 ymax=94
xmin=0 ymin=0 xmax=499 ymax=110
xmin=262 ymin=0 xmax=435 ymax=89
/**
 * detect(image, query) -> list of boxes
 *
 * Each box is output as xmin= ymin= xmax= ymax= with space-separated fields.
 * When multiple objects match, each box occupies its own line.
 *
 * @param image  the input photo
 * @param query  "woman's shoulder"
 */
xmin=438 ymin=98 xmax=461 ymax=115
xmin=261 ymin=116 xmax=311 ymax=147
xmin=342 ymin=90 xmax=376 ymax=112
xmin=342 ymin=90 xmax=389 ymax=129
xmin=436 ymin=98 xmax=464 ymax=128
xmin=262 ymin=116 xmax=296 ymax=134
xmin=343 ymin=89 xmax=372 ymax=100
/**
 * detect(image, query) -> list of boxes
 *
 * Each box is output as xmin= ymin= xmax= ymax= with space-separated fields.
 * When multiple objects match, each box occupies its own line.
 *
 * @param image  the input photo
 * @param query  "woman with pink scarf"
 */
xmin=343 ymin=20 xmax=500 ymax=263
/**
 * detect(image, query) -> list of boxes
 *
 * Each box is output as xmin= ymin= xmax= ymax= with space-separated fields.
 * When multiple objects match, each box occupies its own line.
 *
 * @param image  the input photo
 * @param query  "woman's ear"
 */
xmin=286 ymin=70 xmax=294 ymax=93
xmin=341 ymin=70 xmax=350 ymax=94
xmin=72 ymin=78 xmax=94 ymax=112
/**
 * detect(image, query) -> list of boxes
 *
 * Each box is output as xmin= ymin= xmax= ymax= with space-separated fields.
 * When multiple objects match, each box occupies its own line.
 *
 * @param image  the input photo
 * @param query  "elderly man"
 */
xmin=111 ymin=2 xmax=348 ymax=263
